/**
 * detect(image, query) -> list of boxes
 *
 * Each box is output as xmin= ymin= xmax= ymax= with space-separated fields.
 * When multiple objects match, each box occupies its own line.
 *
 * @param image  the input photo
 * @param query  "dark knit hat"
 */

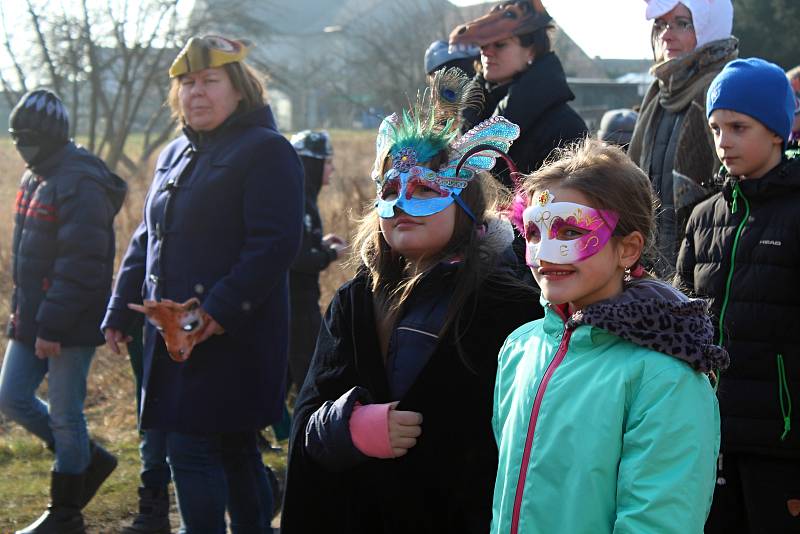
xmin=8 ymin=89 xmax=69 ymax=143
xmin=706 ymin=58 xmax=795 ymax=143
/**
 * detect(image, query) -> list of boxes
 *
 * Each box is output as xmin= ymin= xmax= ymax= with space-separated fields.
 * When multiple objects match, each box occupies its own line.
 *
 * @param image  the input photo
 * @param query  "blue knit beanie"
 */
xmin=707 ymin=58 xmax=795 ymax=144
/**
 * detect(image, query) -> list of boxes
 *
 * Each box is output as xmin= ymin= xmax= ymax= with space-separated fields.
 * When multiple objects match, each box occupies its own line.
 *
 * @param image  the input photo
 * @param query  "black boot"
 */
xmin=121 ymin=486 xmax=171 ymax=534
xmin=79 ymin=441 xmax=118 ymax=509
xmin=16 ymin=471 xmax=86 ymax=534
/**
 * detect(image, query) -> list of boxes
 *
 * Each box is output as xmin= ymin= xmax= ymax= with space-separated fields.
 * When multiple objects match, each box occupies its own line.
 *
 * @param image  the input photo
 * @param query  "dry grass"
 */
xmin=0 ymin=130 xmax=377 ymax=531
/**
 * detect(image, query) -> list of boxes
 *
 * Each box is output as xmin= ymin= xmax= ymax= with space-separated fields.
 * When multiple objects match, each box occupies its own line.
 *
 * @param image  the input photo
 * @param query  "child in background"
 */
xmin=493 ymin=139 xmax=726 ymax=534
xmin=676 ymin=57 xmax=800 ymax=533
xmin=281 ymin=70 xmax=541 ymax=533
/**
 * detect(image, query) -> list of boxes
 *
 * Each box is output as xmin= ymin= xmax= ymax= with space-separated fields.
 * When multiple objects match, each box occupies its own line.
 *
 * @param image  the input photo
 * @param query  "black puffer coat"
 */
xmin=7 ymin=142 xmax=126 ymax=347
xmin=676 ymin=158 xmax=800 ymax=457
xmin=462 ymin=51 xmax=588 ymax=187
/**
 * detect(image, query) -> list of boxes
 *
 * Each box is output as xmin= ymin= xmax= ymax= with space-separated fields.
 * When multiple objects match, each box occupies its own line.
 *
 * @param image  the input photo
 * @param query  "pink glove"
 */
xmin=349 ymin=402 xmax=394 ymax=458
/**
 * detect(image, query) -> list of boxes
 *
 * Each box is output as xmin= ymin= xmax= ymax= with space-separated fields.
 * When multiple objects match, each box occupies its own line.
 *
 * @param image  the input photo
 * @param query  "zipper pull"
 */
xmin=731 ymin=183 xmax=740 ymax=214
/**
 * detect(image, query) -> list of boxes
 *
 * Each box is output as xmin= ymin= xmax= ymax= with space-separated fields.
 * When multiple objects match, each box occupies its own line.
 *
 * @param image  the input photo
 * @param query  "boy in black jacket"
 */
xmin=0 ymin=89 xmax=126 ymax=532
xmin=675 ymin=58 xmax=800 ymax=533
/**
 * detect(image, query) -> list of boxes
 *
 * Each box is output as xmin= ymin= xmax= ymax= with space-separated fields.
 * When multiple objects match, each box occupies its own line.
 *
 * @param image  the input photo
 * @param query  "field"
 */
xmin=0 ymin=130 xmax=376 ymax=532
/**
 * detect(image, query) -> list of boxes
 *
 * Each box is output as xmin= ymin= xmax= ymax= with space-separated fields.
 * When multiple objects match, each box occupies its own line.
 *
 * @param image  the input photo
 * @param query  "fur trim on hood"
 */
xmin=482 ymin=214 xmax=515 ymax=256
xmin=566 ymin=279 xmax=729 ymax=373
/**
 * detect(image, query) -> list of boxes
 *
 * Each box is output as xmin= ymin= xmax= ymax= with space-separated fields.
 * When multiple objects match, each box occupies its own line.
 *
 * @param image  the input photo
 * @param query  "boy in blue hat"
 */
xmin=676 ymin=58 xmax=800 ymax=533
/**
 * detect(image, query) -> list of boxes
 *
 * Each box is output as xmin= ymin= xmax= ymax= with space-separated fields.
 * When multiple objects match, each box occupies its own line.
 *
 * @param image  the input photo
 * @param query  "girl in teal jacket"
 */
xmin=492 ymin=139 xmax=729 ymax=534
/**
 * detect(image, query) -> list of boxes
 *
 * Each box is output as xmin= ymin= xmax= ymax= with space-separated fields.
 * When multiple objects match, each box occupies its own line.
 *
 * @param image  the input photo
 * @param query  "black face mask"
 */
xmin=11 ymin=131 xmax=62 ymax=166
xmin=14 ymin=143 xmax=42 ymax=165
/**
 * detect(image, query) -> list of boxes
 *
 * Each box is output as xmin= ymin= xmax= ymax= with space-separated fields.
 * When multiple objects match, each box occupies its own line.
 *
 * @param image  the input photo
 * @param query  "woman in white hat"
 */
xmin=627 ymin=0 xmax=738 ymax=276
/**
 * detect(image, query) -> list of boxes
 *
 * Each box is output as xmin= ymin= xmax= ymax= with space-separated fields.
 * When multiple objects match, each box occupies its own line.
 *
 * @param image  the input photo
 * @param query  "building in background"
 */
xmin=190 ymin=0 xmax=651 ymax=132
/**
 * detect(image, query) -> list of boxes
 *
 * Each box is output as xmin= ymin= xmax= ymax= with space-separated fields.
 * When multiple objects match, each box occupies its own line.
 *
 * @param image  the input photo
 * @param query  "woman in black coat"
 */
xmin=450 ymin=0 xmax=587 ymax=187
xmin=102 ymin=35 xmax=303 ymax=532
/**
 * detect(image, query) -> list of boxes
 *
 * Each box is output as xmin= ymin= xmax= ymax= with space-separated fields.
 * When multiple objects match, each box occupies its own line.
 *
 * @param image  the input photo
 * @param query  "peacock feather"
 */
xmin=374 ymin=68 xmax=480 ymax=170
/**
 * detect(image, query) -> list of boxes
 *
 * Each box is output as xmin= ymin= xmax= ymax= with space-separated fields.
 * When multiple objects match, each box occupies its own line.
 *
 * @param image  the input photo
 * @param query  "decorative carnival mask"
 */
xmin=449 ymin=0 xmax=552 ymax=48
xmin=371 ymin=68 xmax=520 ymax=220
xmin=522 ymin=189 xmax=619 ymax=266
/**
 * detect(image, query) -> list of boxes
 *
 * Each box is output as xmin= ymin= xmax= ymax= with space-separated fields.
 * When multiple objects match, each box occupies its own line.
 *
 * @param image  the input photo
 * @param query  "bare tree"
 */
xmin=0 ymin=0 xmax=271 ymax=175
xmin=189 ymin=0 xmax=463 ymax=130
xmin=343 ymin=0 xmax=457 ymax=113
xmin=276 ymin=0 xmax=463 ymax=129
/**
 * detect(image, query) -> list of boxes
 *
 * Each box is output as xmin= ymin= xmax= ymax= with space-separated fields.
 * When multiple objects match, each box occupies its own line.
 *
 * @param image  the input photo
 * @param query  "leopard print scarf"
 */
xmin=566 ymin=280 xmax=729 ymax=373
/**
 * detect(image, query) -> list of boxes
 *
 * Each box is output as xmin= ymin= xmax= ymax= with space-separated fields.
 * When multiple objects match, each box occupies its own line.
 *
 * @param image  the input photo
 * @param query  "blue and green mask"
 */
xmin=372 ymin=114 xmax=520 ymax=220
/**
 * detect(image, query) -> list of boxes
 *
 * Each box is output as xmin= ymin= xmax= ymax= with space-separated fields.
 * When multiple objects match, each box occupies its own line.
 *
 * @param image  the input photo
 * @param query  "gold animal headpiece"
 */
xmin=169 ymin=35 xmax=251 ymax=78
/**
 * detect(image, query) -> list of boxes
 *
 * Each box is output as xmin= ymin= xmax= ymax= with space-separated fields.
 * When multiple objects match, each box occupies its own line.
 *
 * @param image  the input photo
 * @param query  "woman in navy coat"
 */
xmin=102 ymin=35 xmax=303 ymax=533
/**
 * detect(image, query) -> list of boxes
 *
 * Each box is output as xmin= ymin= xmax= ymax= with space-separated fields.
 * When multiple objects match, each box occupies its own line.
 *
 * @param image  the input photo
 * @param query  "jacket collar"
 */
xmin=722 ymin=157 xmax=800 ymax=204
xmin=542 ymin=279 xmax=729 ymax=373
xmin=485 ymin=52 xmax=574 ymax=131
xmin=182 ymin=105 xmax=278 ymax=150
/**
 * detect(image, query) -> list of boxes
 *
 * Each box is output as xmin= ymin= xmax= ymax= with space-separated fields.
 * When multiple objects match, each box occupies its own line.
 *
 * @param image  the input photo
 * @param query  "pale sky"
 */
xmin=451 ymin=0 xmax=654 ymax=59
xmin=0 ymin=0 xmax=655 ymax=72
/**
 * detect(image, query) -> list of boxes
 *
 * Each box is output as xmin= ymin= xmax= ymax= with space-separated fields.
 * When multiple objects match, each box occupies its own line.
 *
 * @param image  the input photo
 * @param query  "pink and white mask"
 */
xmin=522 ymin=189 xmax=619 ymax=266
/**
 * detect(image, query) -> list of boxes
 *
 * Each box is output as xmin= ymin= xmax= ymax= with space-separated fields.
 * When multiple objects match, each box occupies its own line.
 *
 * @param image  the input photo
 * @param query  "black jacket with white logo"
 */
xmin=676 ymin=158 xmax=800 ymax=457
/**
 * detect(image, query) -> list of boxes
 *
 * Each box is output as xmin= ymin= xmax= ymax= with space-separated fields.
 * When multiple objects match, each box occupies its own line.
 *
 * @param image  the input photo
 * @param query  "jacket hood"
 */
xmin=722 ymin=157 xmax=800 ymax=204
xmin=560 ymin=279 xmax=729 ymax=373
xmin=482 ymin=215 xmax=515 ymax=256
xmin=300 ymin=155 xmax=324 ymax=199
xmin=30 ymin=141 xmax=127 ymax=213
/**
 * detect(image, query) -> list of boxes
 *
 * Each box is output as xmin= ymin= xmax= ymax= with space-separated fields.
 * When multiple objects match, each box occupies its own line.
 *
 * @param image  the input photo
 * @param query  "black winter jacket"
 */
xmin=288 ymin=162 xmax=337 ymax=387
xmin=462 ymin=52 xmax=588 ymax=187
xmin=289 ymin=161 xmax=336 ymax=328
xmin=281 ymin=268 xmax=541 ymax=533
xmin=676 ymin=158 xmax=800 ymax=457
xmin=7 ymin=142 xmax=126 ymax=347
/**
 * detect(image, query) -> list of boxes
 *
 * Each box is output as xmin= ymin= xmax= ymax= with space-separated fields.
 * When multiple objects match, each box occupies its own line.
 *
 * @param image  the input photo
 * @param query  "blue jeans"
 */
xmin=127 ymin=319 xmax=171 ymax=489
xmin=166 ymin=431 xmax=273 ymax=534
xmin=140 ymin=428 xmax=170 ymax=488
xmin=0 ymin=339 xmax=95 ymax=474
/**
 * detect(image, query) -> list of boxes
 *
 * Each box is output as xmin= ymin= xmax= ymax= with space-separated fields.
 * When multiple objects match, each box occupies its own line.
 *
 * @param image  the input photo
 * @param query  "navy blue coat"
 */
xmin=7 ymin=142 xmax=126 ymax=347
xmin=102 ymin=106 xmax=304 ymax=433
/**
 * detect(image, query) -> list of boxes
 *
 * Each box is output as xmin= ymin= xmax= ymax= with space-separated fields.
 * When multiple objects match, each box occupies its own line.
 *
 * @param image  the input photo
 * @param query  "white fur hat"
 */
xmin=644 ymin=0 xmax=733 ymax=48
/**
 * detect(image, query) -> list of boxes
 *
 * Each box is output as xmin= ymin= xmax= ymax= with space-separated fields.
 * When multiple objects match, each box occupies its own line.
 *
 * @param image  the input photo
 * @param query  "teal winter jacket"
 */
xmin=492 ymin=280 xmax=728 ymax=534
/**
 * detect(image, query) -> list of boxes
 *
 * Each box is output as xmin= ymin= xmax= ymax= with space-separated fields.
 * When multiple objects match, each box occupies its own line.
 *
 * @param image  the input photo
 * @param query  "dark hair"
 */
xmin=521 ymin=139 xmax=657 ymax=273
xmin=168 ymin=61 xmax=267 ymax=125
xmin=518 ymin=25 xmax=553 ymax=59
xmin=351 ymin=150 xmax=513 ymax=364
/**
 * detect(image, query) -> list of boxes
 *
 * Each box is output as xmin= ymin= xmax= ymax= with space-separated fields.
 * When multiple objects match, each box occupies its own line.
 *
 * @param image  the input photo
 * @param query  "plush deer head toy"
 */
xmin=128 ymin=298 xmax=208 ymax=362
